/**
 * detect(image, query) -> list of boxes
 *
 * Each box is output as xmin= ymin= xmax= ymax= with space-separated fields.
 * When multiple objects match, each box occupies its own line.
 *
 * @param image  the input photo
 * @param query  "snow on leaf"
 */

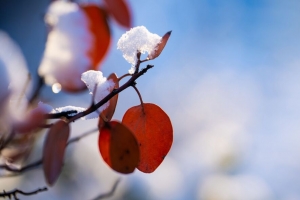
xmin=147 ymin=31 xmax=172 ymax=60
xmin=81 ymin=70 xmax=114 ymax=113
xmin=117 ymin=26 xmax=161 ymax=73
xmin=98 ymin=73 xmax=119 ymax=128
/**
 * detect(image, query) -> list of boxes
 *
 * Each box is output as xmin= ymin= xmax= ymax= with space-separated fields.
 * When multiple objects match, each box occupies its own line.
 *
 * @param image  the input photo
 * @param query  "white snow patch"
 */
xmin=117 ymin=26 xmax=161 ymax=73
xmin=53 ymin=105 xmax=99 ymax=120
xmin=81 ymin=70 xmax=114 ymax=113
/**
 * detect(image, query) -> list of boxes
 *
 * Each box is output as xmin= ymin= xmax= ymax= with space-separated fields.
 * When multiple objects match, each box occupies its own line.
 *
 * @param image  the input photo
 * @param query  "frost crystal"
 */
xmin=38 ymin=1 xmax=93 ymax=88
xmin=117 ymin=26 xmax=162 ymax=73
xmin=81 ymin=70 xmax=114 ymax=113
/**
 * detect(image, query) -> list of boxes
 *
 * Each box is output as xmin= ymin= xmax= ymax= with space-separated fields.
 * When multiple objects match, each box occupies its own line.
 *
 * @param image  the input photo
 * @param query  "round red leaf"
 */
xmin=99 ymin=121 xmax=139 ymax=174
xmin=122 ymin=103 xmax=173 ymax=173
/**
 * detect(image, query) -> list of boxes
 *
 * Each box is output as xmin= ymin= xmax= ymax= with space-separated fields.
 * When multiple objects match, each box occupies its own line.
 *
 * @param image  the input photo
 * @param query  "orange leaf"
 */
xmin=147 ymin=31 xmax=172 ymax=60
xmin=99 ymin=121 xmax=139 ymax=174
xmin=122 ymin=103 xmax=173 ymax=173
xmin=81 ymin=5 xmax=111 ymax=69
xmin=103 ymin=0 xmax=132 ymax=28
xmin=98 ymin=73 xmax=119 ymax=128
xmin=43 ymin=120 xmax=70 ymax=186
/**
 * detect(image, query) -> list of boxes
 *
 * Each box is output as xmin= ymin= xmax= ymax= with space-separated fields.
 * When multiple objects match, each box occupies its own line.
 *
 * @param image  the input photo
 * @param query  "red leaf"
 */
xmin=103 ymin=0 xmax=132 ymax=28
xmin=99 ymin=121 xmax=139 ymax=174
xmin=98 ymin=73 xmax=119 ymax=128
xmin=81 ymin=5 xmax=111 ymax=70
xmin=122 ymin=103 xmax=173 ymax=173
xmin=147 ymin=31 xmax=172 ymax=60
xmin=43 ymin=120 xmax=70 ymax=186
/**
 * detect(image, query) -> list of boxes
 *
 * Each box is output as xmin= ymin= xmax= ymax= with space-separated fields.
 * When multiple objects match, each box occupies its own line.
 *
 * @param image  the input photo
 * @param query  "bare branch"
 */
xmin=90 ymin=178 xmax=121 ymax=200
xmin=67 ymin=64 xmax=154 ymax=123
xmin=0 ymin=128 xmax=98 ymax=177
xmin=45 ymin=110 xmax=78 ymax=119
xmin=0 ymin=187 xmax=47 ymax=200
xmin=67 ymin=128 xmax=98 ymax=145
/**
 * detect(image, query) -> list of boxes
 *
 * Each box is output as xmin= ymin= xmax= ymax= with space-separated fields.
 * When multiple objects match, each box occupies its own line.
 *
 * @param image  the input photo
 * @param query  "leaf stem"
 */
xmin=132 ymin=85 xmax=144 ymax=112
xmin=118 ymin=73 xmax=131 ymax=82
xmin=65 ymin=64 xmax=154 ymax=123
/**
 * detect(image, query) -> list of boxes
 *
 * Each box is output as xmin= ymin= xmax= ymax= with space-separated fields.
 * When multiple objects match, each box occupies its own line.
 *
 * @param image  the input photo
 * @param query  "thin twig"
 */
xmin=0 ymin=128 xmax=98 ymax=177
xmin=0 ymin=187 xmax=47 ymax=200
xmin=118 ymin=73 xmax=131 ymax=82
xmin=0 ymin=55 xmax=154 ymax=177
xmin=67 ymin=128 xmax=98 ymax=145
xmin=0 ymin=160 xmax=43 ymax=176
xmin=90 ymin=178 xmax=121 ymax=200
xmin=0 ymin=131 xmax=15 ymax=152
xmin=66 ymin=64 xmax=153 ymax=123
xmin=45 ymin=110 xmax=78 ymax=119
xmin=44 ymin=58 xmax=153 ymax=121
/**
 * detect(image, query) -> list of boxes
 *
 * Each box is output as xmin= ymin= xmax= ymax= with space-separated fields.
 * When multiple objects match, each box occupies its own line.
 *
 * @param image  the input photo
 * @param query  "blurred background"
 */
xmin=1 ymin=0 xmax=300 ymax=199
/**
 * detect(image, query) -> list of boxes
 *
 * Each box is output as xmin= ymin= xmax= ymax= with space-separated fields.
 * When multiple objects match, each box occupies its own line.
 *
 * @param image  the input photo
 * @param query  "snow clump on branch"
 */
xmin=44 ymin=70 xmax=114 ymax=120
xmin=117 ymin=26 xmax=162 ymax=74
xmin=81 ymin=70 xmax=114 ymax=112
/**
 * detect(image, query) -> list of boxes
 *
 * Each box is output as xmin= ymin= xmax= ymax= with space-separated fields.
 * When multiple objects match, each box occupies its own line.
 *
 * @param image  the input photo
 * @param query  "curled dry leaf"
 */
xmin=43 ymin=120 xmax=70 ymax=186
xmin=103 ymin=0 xmax=131 ymax=28
xmin=98 ymin=121 xmax=139 ymax=174
xmin=122 ymin=103 xmax=173 ymax=173
xmin=98 ymin=73 xmax=119 ymax=128
xmin=147 ymin=31 xmax=172 ymax=60
xmin=81 ymin=5 xmax=111 ymax=70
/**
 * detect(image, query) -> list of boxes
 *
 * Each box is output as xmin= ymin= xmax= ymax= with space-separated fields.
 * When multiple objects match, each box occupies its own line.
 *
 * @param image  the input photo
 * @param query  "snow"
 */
xmin=38 ymin=1 xmax=93 ymax=89
xmin=53 ymin=105 xmax=99 ymax=120
xmin=81 ymin=70 xmax=114 ymax=112
xmin=117 ymin=26 xmax=162 ymax=73
xmin=54 ymin=105 xmax=86 ymax=116
xmin=48 ymin=70 xmax=115 ymax=120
